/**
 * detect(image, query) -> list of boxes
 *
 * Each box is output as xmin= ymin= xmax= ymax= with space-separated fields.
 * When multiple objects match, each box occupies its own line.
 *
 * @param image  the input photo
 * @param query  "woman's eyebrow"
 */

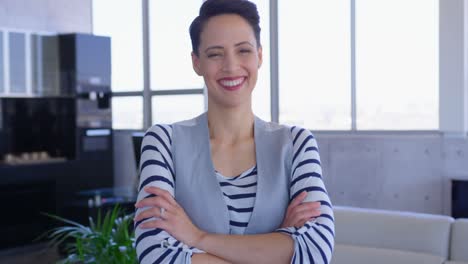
xmin=205 ymin=46 xmax=224 ymax=53
xmin=204 ymin=41 xmax=254 ymax=53
xmin=235 ymin=41 xmax=254 ymax=47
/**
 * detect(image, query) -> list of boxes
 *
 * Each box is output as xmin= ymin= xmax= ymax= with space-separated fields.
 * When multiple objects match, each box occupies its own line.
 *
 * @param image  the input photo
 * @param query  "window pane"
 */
xmin=152 ymin=95 xmax=205 ymax=124
xmin=356 ymin=0 xmax=439 ymax=130
xmin=279 ymin=1 xmax=351 ymax=129
xmin=112 ymin=96 xmax=143 ymax=129
xmin=149 ymin=1 xmax=203 ymax=90
xmin=250 ymin=0 xmax=271 ymax=121
xmin=93 ymin=0 xmax=143 ymax=92
xmin=0 ymin=31 xmax=3 ymax=93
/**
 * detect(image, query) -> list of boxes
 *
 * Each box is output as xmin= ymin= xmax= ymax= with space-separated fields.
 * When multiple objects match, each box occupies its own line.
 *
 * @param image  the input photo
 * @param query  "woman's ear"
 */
xmin=257 ymin=46 xmax=263 ymax=69
xmin=191 ymin=52 xmax=202 ymax=76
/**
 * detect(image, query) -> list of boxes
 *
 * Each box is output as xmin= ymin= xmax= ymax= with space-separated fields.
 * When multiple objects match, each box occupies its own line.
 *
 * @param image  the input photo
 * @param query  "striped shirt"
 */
xmin=216 ymin=165 xmax=258 ymax=234
xmin=135 ymin=124 xmax=335 ymax=264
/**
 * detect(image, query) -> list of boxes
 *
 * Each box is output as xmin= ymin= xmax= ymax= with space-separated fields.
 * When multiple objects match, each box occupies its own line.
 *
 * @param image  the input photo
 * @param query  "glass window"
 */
xmin=112 ymin=96 xmax=143 ymax=129
xmin=0 ymin=31 xmax=3 ymax=93
xmin=279 ymin=1 xmax=351 ymax=129
xmin=92 ymin=0 xmax=143 ymax=92
xmin=149 ymin=1 xmax=203 ymax=90
xmin=152 ymin=94 xmax=205 ymax=125
xmin=9 ymin=32 xmax=26 ymax=94
xmin=356 ymin=0 xmax=439 ymax=130
xmin=250 ymin=0 xmax=271 ymax=121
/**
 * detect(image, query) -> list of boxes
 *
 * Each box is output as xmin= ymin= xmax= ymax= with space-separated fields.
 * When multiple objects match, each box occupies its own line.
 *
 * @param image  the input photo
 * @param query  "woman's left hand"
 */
xmin=281 ymin=191 xmax=321 ymax=228
xmin=134 ymin=186 xmax=206 ymax=247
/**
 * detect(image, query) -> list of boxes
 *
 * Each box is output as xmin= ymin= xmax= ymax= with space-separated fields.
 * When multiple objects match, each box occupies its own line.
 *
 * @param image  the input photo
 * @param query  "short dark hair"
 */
xmin=189 ymin=0 xmax=261 ymax=56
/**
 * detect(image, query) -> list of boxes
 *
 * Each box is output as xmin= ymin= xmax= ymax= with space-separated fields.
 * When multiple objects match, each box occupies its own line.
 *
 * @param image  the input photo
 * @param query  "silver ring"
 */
xmin=160 ymin=207 xmax=165 ymax=218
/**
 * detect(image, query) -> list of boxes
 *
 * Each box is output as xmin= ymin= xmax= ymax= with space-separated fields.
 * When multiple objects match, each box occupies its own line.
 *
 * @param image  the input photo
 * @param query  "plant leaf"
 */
xmin=41 ymin=212 xmax=87 ymax=229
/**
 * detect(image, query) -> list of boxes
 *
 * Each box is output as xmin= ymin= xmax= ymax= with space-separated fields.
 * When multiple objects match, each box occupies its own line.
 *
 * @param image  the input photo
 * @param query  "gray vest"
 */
xmin=172 ymin=113 xmax=293 ymax=235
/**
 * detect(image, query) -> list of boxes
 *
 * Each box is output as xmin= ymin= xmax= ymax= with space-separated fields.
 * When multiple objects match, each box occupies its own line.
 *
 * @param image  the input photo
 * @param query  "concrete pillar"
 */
xmin=439 ymin=0 xmax=468 ymax=136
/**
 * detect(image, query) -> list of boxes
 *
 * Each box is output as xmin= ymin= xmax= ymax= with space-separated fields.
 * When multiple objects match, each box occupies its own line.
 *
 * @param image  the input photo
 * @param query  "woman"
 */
xmin=134 ymin=0 xmax=334 ymax=263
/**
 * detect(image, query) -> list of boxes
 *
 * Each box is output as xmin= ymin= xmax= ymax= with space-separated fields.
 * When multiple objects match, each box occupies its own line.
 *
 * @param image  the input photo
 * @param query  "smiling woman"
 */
xmin=191 ymin=13 xmax=262 ymax=110
xmin=134 ymin=1 xmax=334 ymax=263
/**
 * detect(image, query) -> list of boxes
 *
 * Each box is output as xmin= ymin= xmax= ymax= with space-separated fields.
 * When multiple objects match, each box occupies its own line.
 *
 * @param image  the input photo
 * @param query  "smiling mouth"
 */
xmin=218 ymin=77 xmax=246 ymax=91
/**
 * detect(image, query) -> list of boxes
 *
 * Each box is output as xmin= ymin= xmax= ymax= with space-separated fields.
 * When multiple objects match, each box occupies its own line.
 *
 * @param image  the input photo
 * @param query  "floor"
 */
xmin=0 ymin=243 xmax=61 ymax=264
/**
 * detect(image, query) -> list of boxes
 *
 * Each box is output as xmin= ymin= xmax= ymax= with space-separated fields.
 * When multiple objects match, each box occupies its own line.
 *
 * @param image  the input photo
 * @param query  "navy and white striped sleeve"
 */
xmin=276 ymin=126 xmax=335 ymax=264
xmin=135 ymin=124 xmax=203 ymax=264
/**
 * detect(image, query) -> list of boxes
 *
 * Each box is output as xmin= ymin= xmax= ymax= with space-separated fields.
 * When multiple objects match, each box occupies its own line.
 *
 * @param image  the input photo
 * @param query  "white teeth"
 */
xmin=220 ymin=78 xmax=244 ymax=87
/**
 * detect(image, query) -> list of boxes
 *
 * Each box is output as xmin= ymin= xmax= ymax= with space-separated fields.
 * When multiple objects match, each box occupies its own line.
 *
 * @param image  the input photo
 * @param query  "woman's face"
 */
xmin=192 ymin=14 xmax=262 ymax=109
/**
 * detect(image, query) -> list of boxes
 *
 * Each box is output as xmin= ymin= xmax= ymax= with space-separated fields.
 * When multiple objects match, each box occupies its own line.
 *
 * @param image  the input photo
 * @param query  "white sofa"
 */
xmin=447 ymin=219 xmax=468 ymax=264
xmin=331 ymin=206 xmax=460 ymax=264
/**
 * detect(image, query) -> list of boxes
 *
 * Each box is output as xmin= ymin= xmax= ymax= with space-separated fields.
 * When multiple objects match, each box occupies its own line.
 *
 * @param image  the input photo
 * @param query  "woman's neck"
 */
xmin=207 ymin=105 xmax=254 ymax=144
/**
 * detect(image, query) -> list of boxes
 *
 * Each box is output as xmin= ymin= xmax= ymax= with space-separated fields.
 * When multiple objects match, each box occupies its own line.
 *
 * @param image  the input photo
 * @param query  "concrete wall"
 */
xmin=317 ymin=133 xmax=468 ymax=215
xmin=0 ymin=0 xmax=92 ymax=33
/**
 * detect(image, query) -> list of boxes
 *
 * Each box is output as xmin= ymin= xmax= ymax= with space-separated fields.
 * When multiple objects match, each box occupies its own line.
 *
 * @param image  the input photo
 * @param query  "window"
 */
xmin=152 ymin=94 xmax=204 ymax=124
xmin=279 ymin=1 xmax=351 ymax=129
xmin=112 ymin=97 xmax=143 ymax=129
xmin=278 ymin=0 xmax=438 ymax=130
xmin=93 ymin=0 xmax=439 ymax=131
xmin=92 ymin=0 xmax=143 ymax=92
xmin=355 ymin=0 xmax=439 ymax=129
xmin=149 ymin=0 xmax=203 ymax=90
xmin=148 ymin=1 xmax=207 ymax=127
xmin=93 ymin=0 xmax=144 ymax=129
xmin=250 ymin=0 xmax=271 ymax=121
xmin=0 ymin=31 xmax=4 ymax=93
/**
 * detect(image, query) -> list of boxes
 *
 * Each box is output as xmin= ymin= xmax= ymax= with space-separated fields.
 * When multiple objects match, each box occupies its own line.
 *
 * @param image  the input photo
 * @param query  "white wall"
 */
xmin=0 ymin=0 xmax=92 ymax=33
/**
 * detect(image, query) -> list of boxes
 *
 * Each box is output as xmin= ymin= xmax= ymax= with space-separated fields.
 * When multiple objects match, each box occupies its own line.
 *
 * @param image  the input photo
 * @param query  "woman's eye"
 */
xmin=240 ymin=49 xmax=252 ymax=54
xmin=207 ymin=53 xmax=221 ymax=58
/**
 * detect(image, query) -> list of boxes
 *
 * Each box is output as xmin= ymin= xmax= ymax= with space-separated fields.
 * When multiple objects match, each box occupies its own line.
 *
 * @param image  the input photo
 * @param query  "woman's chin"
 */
xmin=210 ymin=99 xmax=251 ymax=110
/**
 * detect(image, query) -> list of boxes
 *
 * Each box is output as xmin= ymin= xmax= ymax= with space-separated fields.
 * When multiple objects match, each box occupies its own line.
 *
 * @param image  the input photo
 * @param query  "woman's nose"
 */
xmin=222 ymin=53 xmax=239 ymax=72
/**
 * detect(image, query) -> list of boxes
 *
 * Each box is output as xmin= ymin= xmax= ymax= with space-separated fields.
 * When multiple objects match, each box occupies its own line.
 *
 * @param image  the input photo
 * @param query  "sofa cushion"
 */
xmin=331 ymin=244 xmax=444 ymax=264
xmin=334 ymin=206 xmax=453 ymax=258
xmin=331 ymin=244 xmax=445 ymax=264
xmin=450 ymin=219 xmax=468 ymax=262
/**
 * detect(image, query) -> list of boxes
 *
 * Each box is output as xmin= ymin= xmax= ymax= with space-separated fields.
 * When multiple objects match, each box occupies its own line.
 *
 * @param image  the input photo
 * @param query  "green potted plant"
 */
xmin=41 ymin=205 xmax=137 ymax=264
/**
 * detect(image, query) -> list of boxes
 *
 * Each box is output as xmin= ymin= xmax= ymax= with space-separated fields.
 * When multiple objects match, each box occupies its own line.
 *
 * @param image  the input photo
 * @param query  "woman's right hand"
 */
xmin=280 ymin=191 xmax=321 ymax=228
xmin=135 ymin=186 xmax=206 ymax=247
